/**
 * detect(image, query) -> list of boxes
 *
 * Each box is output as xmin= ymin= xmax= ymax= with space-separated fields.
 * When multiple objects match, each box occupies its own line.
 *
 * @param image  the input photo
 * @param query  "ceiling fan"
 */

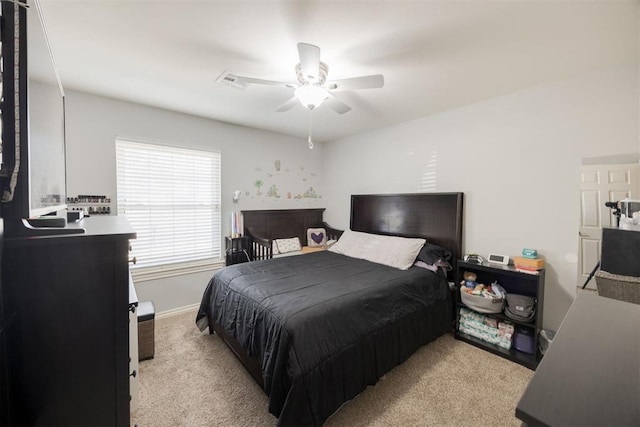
xmin=217 ymin=42 xmax=384 ymax=114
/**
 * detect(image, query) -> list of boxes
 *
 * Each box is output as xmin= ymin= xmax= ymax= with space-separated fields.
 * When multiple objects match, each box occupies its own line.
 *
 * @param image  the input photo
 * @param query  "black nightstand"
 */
xmin=225 ymin=236 xmax=250 ymax=265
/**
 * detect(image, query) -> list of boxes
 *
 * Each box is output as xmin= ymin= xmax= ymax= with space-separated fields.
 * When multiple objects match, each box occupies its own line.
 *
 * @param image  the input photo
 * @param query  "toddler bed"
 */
xmin=242 ymin=208 xmax=342 ymax=260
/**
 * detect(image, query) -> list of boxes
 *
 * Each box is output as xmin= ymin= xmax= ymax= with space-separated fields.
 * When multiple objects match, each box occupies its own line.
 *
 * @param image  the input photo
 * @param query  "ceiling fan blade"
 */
xmin=326 ymin=74 xmax=384 ymax=91
xmin=324 ymin=94 xmax=351 ymax=114
xmin=235 ymin=75 xmax=296 ymax=88
xmin=216 ymin=71 xmax=294 ymax=89
xmin=275 ymin=96 xmax=299 ymax=112
xmin=297 ymin=43 xmax=321 ymax=81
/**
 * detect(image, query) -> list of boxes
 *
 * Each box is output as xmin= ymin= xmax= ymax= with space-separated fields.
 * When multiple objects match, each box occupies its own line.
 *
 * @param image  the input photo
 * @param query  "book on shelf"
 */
xmin=515 ymin=266 xmax=541 ymax=275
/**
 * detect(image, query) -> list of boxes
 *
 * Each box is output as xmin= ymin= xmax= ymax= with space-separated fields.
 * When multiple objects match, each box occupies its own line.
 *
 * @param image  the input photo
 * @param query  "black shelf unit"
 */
xmin=455 ymin=261 xmax=545 ymax=370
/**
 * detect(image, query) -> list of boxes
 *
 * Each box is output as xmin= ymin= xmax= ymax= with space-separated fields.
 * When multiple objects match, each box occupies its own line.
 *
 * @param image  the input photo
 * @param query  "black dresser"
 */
xmin=0 ymin=219 xmax=9 ymax=426
xmin=2 ymin=216 xmax=136 ymax=426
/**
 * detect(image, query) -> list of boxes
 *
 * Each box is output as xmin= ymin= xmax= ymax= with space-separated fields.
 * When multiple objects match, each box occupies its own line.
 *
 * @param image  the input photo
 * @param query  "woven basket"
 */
xmin=595 ymin=270 xmax=640 ymax=305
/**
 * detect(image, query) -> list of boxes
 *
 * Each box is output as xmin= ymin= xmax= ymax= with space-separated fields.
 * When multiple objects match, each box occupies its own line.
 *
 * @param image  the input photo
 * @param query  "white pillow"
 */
xmin=329 ymin=229 xmax=425 ymax=270
xmin=275 ymin=237 xmax=302 ymax=254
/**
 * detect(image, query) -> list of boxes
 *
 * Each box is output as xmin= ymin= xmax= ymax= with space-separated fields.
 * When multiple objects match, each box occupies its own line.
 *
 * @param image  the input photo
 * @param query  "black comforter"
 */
xmin=196 ymin=250 xmax=452 ymax=426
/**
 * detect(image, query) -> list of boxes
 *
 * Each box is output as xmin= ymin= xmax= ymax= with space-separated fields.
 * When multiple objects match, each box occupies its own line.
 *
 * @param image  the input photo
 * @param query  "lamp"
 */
xmin=295 ymin=84 xmax=329 ymax=110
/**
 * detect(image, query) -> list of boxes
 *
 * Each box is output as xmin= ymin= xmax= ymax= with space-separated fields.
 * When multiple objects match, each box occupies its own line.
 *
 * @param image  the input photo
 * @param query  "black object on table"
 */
xmin=516 ymin=292 xmax=640 ymax=426
xmin=225 ymin=236 xmax=251 ymax=265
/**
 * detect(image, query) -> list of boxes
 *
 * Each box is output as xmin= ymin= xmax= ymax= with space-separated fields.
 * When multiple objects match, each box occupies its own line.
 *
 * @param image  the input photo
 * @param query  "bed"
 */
xmin=196 ymin=192 xmax=464 ymax=426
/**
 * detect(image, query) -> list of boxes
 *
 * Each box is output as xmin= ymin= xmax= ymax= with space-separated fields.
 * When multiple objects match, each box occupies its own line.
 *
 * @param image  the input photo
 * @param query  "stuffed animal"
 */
xmin=463 ymin=271 xmax=478 ymax=289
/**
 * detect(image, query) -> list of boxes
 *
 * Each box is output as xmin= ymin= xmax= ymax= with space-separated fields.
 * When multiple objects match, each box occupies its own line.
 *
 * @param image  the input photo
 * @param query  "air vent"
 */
xmin=216 ymin=71 xmax=247 ymax=89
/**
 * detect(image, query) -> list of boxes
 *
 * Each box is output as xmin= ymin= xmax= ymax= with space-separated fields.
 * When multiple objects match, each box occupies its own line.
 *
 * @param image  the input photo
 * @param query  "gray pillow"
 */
xmin=415 ymin=242 xmax=452 ymax=266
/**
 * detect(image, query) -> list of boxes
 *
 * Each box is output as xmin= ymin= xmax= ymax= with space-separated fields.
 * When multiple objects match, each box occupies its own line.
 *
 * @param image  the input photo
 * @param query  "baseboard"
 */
xmin=156 ymin=303 xmax=199 ymax=320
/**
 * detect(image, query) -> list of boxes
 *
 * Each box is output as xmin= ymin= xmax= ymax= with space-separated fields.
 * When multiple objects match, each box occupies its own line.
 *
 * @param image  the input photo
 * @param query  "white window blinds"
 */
xmin=116 ymin=139 xmax=221 ymax=270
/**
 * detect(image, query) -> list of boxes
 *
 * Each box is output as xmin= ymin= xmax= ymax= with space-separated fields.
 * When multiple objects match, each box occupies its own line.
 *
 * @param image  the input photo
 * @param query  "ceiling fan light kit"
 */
xmin=294 ymin=85 xmax=329 ymax=110
xmin=220 ymin=42 xmax=384 ymax=149
xmin=296 ymin=61 xmax=328 ymax=86
xmin=220 ymin=42 xmax=384 ymax=115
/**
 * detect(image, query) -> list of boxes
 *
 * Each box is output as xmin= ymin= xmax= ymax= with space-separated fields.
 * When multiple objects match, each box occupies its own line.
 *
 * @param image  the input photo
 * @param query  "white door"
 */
xmin=578 ymin=163 xmax=640 ymax=289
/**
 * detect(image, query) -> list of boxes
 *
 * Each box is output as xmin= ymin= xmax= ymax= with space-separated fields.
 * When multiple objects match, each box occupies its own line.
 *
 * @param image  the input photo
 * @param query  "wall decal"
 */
xmin=303 ymin=187 xmax=319 ymax=199
xmin=254 ymin=179 xmax=264 ymax=195
xmin=267 ymin=184 xmax=280 ymax=198
xmin=247 ymin=159 xmax=321 ymax=205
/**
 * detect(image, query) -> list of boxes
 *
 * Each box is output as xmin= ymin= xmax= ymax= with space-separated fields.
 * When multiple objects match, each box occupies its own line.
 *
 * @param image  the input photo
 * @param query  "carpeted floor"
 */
xmin=131 ymin=309 xmax=533 ymax=426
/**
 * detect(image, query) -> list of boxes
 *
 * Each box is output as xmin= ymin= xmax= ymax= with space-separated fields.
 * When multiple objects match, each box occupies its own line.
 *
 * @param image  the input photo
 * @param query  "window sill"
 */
xmin=131 ymin=259 xmax=225 ymax=282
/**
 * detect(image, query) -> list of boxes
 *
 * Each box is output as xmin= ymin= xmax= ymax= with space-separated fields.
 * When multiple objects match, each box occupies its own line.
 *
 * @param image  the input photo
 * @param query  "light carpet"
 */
xmin=131 ymin=309 xmax=533 ymax=426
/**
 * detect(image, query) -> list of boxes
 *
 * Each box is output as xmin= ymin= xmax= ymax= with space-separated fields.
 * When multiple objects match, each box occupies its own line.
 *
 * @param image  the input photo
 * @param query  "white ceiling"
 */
xmin=37 ymin=0 xmax=637 ymax=143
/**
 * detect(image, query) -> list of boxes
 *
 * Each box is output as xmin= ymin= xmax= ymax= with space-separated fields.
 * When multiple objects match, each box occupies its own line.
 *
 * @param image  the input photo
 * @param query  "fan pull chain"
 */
xmin=307 ymin=111 xmax=314 ymax=149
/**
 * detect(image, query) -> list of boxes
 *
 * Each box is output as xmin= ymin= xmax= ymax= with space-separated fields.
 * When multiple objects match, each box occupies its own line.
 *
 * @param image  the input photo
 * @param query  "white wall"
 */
xmin=64 ymin=63 xmax=639 ymax=324
xmin=65 ymin=91 xmax=325 ymax=223
xmin=322 ymin=64 xmax=639 ymax=331
xmin=64 ymin=90 xmax=324 ymax=312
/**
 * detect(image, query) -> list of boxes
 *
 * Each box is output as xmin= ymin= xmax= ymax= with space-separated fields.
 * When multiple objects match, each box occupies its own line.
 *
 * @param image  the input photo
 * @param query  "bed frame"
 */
xmin=214 ymin=192 xmax=464 ymax=390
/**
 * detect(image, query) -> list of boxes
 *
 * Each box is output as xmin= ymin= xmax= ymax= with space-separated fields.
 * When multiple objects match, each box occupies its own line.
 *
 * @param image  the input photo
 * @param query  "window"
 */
xmin=116 ymin=139 xmax=221 ymax=277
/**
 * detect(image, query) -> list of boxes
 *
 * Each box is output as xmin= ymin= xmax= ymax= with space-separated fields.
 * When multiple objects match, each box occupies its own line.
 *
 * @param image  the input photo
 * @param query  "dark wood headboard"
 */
xmin=241 ymin=194 xmax=464 ymax=269
xmin=350 ymin=193 xmax=464 ymax=271
xmin=242 ymin=208 xmax=325 ymax=246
